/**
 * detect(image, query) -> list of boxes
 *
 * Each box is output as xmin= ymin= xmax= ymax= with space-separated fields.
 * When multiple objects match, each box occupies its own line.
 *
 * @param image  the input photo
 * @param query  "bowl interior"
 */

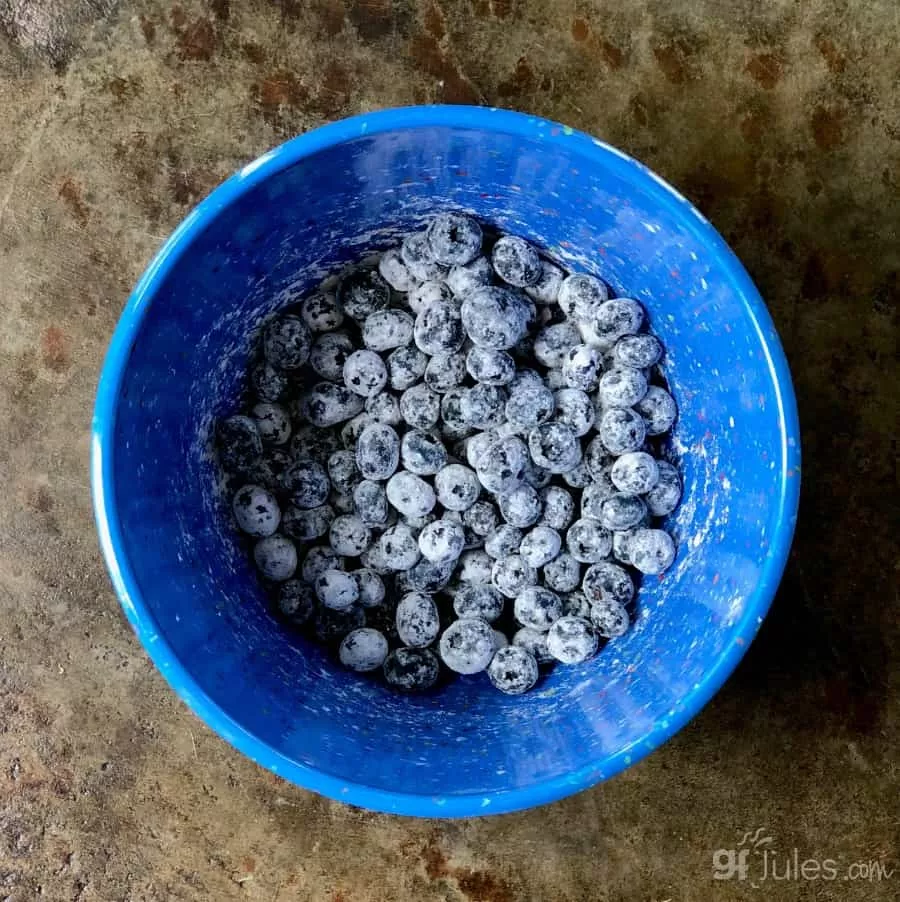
xmin=102 ymin=114 xmax=798 ymax=814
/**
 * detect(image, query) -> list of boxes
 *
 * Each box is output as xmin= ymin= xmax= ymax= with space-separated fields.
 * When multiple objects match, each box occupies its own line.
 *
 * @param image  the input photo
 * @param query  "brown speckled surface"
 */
xmin=0 ymin=1 xmax=897 ymax=900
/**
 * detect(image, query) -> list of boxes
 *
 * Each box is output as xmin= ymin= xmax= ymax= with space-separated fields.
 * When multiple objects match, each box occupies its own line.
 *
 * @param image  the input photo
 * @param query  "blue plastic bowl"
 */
xmin=92 ymin=106 xmax=800 ymax=817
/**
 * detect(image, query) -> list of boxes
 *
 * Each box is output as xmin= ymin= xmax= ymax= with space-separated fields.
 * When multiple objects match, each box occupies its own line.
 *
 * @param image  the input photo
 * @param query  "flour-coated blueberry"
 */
xmin=562 ymin=344 xmax=602 ymax=391
xmin=362 ymin=308 xmax=414 ymax=351
xmin=434 ymin=464 xmax=480 ymax=511
xmin=498 ymin=483 xmax=542 ymax=528
xmin=566 ymin=517 xmax=613 ymax=563
xmin=461 ymin=286 xmax=530 ymax=350
xmin=315 ymin=568 xmax=360 ymax=610
xmin=302 ymin=382 xmax=365 ymax=427
xmin=424 ymin=352 xmax=467 ymax=393
xmin=491 ymin=236 xmax=542 ymax=287
xmin=599 ymin=493 xmax=648 ymax=531
xmin=329 ymin=514 xmax=372 ymax=557
xmin=484 ymin=523 xmax=523 ymax=559
xmin=446 ymin=255 xmax=493 ymax=296
xmin=414 ymin=300 xmax=465 ymax=356
xmin=282 ymin=503 xmax=334 ymax=541
xmin=396 ymin=592 xmax=440 ymax=647
xmin=387 ymin=471 xmax=436 ymax=519
xmin=597 ymin=406 xmax=647 ymax=455
xmin=250 ymin=360 xmax=289 ymax=403
xmin=264 ymin=314 xmax=312 ymax=370
xmin=512 ymin=627 xmax=554 ymax=664
xmin=558 ymin=273 xmax=609 ymax=320
xmin=232 ymin=484 xmax=281 ymax=537
xmin=439 ymin=618 xmax=495 ymax=674
xmin=253 ymin=535 xmax=297 ymax=581
xmin=525 ymin=259 xmax=564 ymax=305
xmin=218 ymin=415 xmax=263 ymax=474
xmin=376 ymin=523 xmax=421 ymax=571
xmin=611 ymin=451 xmax=660 ymax=494
xmin=310 ymin=331 xmax=355 ymax=382
xmin=356 ymin=423 xmax=400 ymax=481
xmin=378 ymin=248 xmax=416 ymax=292
xmin=634 ymin=385 xmax=677 ymax=435
xmin=539 ymin=486 xmax=575 ymax=530
xmin=276 ymin=580 xmax=315 ymax=627
xmin=590 ymin=598 xmax=630 ymax=638
xmin=492 ymin=554 xmax=537 ymax=598
xmin=597 ymin=366 xmax=648 ymax=408
xmin=543 ymin=552 xmax=581 ymax=593
xmin=339 ymin=628 xmax=389 ymax=672
xmin=426 ymin=212 xmax=483 ymax=265
xmin=365 ymin=391 xmax=401 ymax=425
xmin=282 ymin=459 xmax=330 ymax=509
xmin=547 ymin=616 xmax=598 ymax=664
xmin=400 ymin=383 xmax=441 ymax=430
xmin=614 ymin=333 xmax=662 ymax=368
xmin=475 ymin=436 xmax=528 ymax=493
xmin=453 ymin=584 xmax=504 ymax=622
xmin=520 ymin=525 xmax=562 ymax=568
xmin=401 ymin=231 xmax=449 ymax=283
xmin=336 ymin=268 xmax=391 ymax=321
xmin=514 ymin=586 xmax=563 ymax=631
xmin=465 ymin=347 xmax=516 ymax=385
xmin=644 ymin=460 xmax=682 ymax=516
xmin=386 ymin=344 xmax=428 ymax=391
xmin=383 ymin=646 xmax=441 ymax=691
xmin=300 ymin=292 xmax=344 ymax=333
xmin=528 ymin=422 xmax=581 ymax=473
xmin=505 ymin=382 xmax=555 ymax=429
xmin=488 ymin=646 xmax=539 ymax=694
xmin=593 ymin=298 xmax=644 ymax=342
xmin=553 ymin=388 xmax=595 ymax=437
xmin=629 ymin=528 xmax=676 ymax=574
xmin=582 ymin=561 xmax=635 ymax=608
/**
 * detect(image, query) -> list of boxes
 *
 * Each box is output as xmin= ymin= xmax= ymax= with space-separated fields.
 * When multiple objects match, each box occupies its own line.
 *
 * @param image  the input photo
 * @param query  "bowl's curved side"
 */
xmin=91 ymin=105 xmax=801 ymax=817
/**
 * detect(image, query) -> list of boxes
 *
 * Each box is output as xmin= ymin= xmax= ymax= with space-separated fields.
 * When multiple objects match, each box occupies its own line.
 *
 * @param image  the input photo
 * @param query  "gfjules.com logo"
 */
xmin=712 ymin=828 xmax=895 ymax=887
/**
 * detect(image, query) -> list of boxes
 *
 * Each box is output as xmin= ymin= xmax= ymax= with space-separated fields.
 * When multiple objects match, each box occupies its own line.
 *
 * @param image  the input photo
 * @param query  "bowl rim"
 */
xmin=91 ymin=104 xmax=801 ymax=818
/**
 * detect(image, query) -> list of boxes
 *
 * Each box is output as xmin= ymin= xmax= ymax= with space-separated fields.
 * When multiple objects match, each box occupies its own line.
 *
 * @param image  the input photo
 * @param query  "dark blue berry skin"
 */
xmin=336 ymin=268 xmax=390 ymax=321
xmin=263 ymin=315 xmax=312 ymax=370
xmin=218 ymin=415 xmax=263 ymax=475
xmin=426 ymin=212 xmax=483 ymax=265
xmin=491 ymin=236 xmax=542 ymax=287
xmin=282 ymin=459 xmax=330 ymax=509
xmin=250 ymin=360 xmax=289 ymax=403
xmin=383 ymin=647 xmax=440 ymax=692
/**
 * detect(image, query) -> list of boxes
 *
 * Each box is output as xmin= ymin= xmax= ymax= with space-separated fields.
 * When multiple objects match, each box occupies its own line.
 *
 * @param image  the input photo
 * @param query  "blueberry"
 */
xmin=562 ymin=344 xmax=602 ymax=391
xmin=644 ymin=460 xmax=682 ymax=516
xmin=465 ymin=347 xmax=516 ymax=386
xmin=560 ymin=589 xmax=592 ymax=619
xmin=581 ymin=478 xmax=617 ymax=519
xmin=399 ymin=556 xmax=456 ymax=593
xmin=456 ymin=549 xmax=494 ymax=585
xmin=424 ymin=352 xmax=467 ymax=393
xmin=547 ymin=616 xmax=598 ymax=664
xmin=300 ymin=292 xmax=344 ymax=333
xmin=314 ymin=604 xmax=366 ymax=644
xmin=396 ymin=592 xmax=441 ymax=648
xmin=582 ymin=561 xmax=635 ymax=608
xmin=484 ymin=523 xmax=523 ymax=559
xmin=365 ymin=391 xmax=402 ymax=425
xmin=310 ymin=331 xmax=355 ymax=382
xmin=446 ymin=255 xmax=493 ymax=296
xmin=331 ymin=491 xmax=355 ymax=514
xmin=434 ymin=464 xmax=480 ymax=511
xmin=562 ymin=460 xmax=593 ymax=489
xmin=597 ymin=407 xmax=647 ymax=455
xmin=558 ymin=273 xmax=609 ymax=321
xmin=539 ymin=485 xmax=575 ymax=530
xmin=585 ymin=435 xmax=616 ymax=480
xmin=512 ymin=627 xmax=554 ymax=664
xmin=475 ymin=436 xmax=528 ymax=493
xmin=327 ymin=450 xmax=360 ymax=494
xmin=263 ymin=314 xmax=312 ymax=370
xmin=362 ymin=309 xmax=414 ymax=351
xmin=593 ymin=298 xmax=644 ymax=342
xmin=378 ymin=248 xmax=416 ymax=292
xmin=634 ymin=385 xmax=677 ymax=435
xmin=387 ymin=344 xmax=428 ymax=391
xmin=218 ymin=415 xmax=263 ymax=475
xmin=590 ymin=598 xmax=630 ymax=638
xmin=339 ymin=628 xmax=389 ymax=672
xmin=355 ymin=423 xmax=400 ymax=481
xmin=343 ymin=349 xmax=387 ymax=398
xmin=232 ymin=484 xmax=281 ymax=537
xmin=460 ymin=384 xmax=508 ymax=429
xmin=408 ymin=280 xmax=454 ymax=315
xmin=554 ymin=388 xmax=595 ymax=437
xmin=315 ymin=568 xmax=360 ymax=610
xmin=282 ymin=503 xmax=334 ymax=541
xmin=400 ymin=383 xmax=441 ymax=430
xmin=439 ymin=618 xmax=495 ymax=674
xmin=329 ymin=514 xmax=371 ymax=557
xmin=528 ymin=422 xmax=581 ymax=473
xmin=517 ymin=525 xmax=560 ymax=568
xmin=250 ymin=360 xmax=289 ymax=403
xmin=628 ymin=528 xmax=676 ymax=574
xmin=401 ymin=232 xmax=449 ymax=283
xmin=614 ymin=333 xmax=663 ymax=368
xmin=453 ymin=584 xmax=505 ymax=622
xmin=417 ymin=518 xmax=466 ymax=564
xmin=340 ymin=413 xmax=375 ymax=450
xmin=376 ymin=523 xmax=421 ymax=571
xmin=383 ymin=647 xmax=440 ymax=691
xmin=282 ymin=459 xmax=330 ymax=509
xmin=291 ymin=428 xmax=337 ymax=469
xmin=462 ymin=500 xmax=498 ymax=537
xmin=461 ymin=286 xmax=530 ymax=350
xmin=439 ymin=388 xmax=472 ymax=440
xmin=525 ymin=259 xmax=564 ymax=305
xmin=533 ymin=323 xmax=583 ymax=368
xmin=464 ymin=430 xmax=499 ymax=470
xmin=387 ymin=471 xmax=436 ymax=519
xmin=505 ymin=382 xmax=555 ymax=429
xmin=492 ymin=554 xmax=538 ymax=598
xmin=276 ymin=580 xmax=315 ymax=627
xmin=543 ymin=552 xmax=581 ymax=593
xmin=350 ymin=568 xmax=386 ymax=607
xmin=400 ymin=430 xmax=447 ymax=476
xmin=597 ymin=366 xmax=648 ymax=408
xmin=336 ymin=268 xmax=391 ymax=321
xmin=598 ymin=493 xmax=648 ymax=531
xmin=414 ymin=300 xmax=465 ymax=356
xmin=514 ymin=586 xmax=563 ymax=631
xmin=497 ymin=483 xmax=542 ymax=528
xmin=426 ymin=212 xmax=483 ymax=265
xmin=302 ymin=382 xmax=365 ymax=426
xmin=253 ymin=535 xmax=298 ymax=581
xmin=611 ymin=451 xmax=659 ymax=494
xmin=491 ymin=236 xmax=542 ymax=287
xmin=566 ymin=517 xmax=613 ymax=563
xmin=488 ymin=646 xmax=539 ymax=694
